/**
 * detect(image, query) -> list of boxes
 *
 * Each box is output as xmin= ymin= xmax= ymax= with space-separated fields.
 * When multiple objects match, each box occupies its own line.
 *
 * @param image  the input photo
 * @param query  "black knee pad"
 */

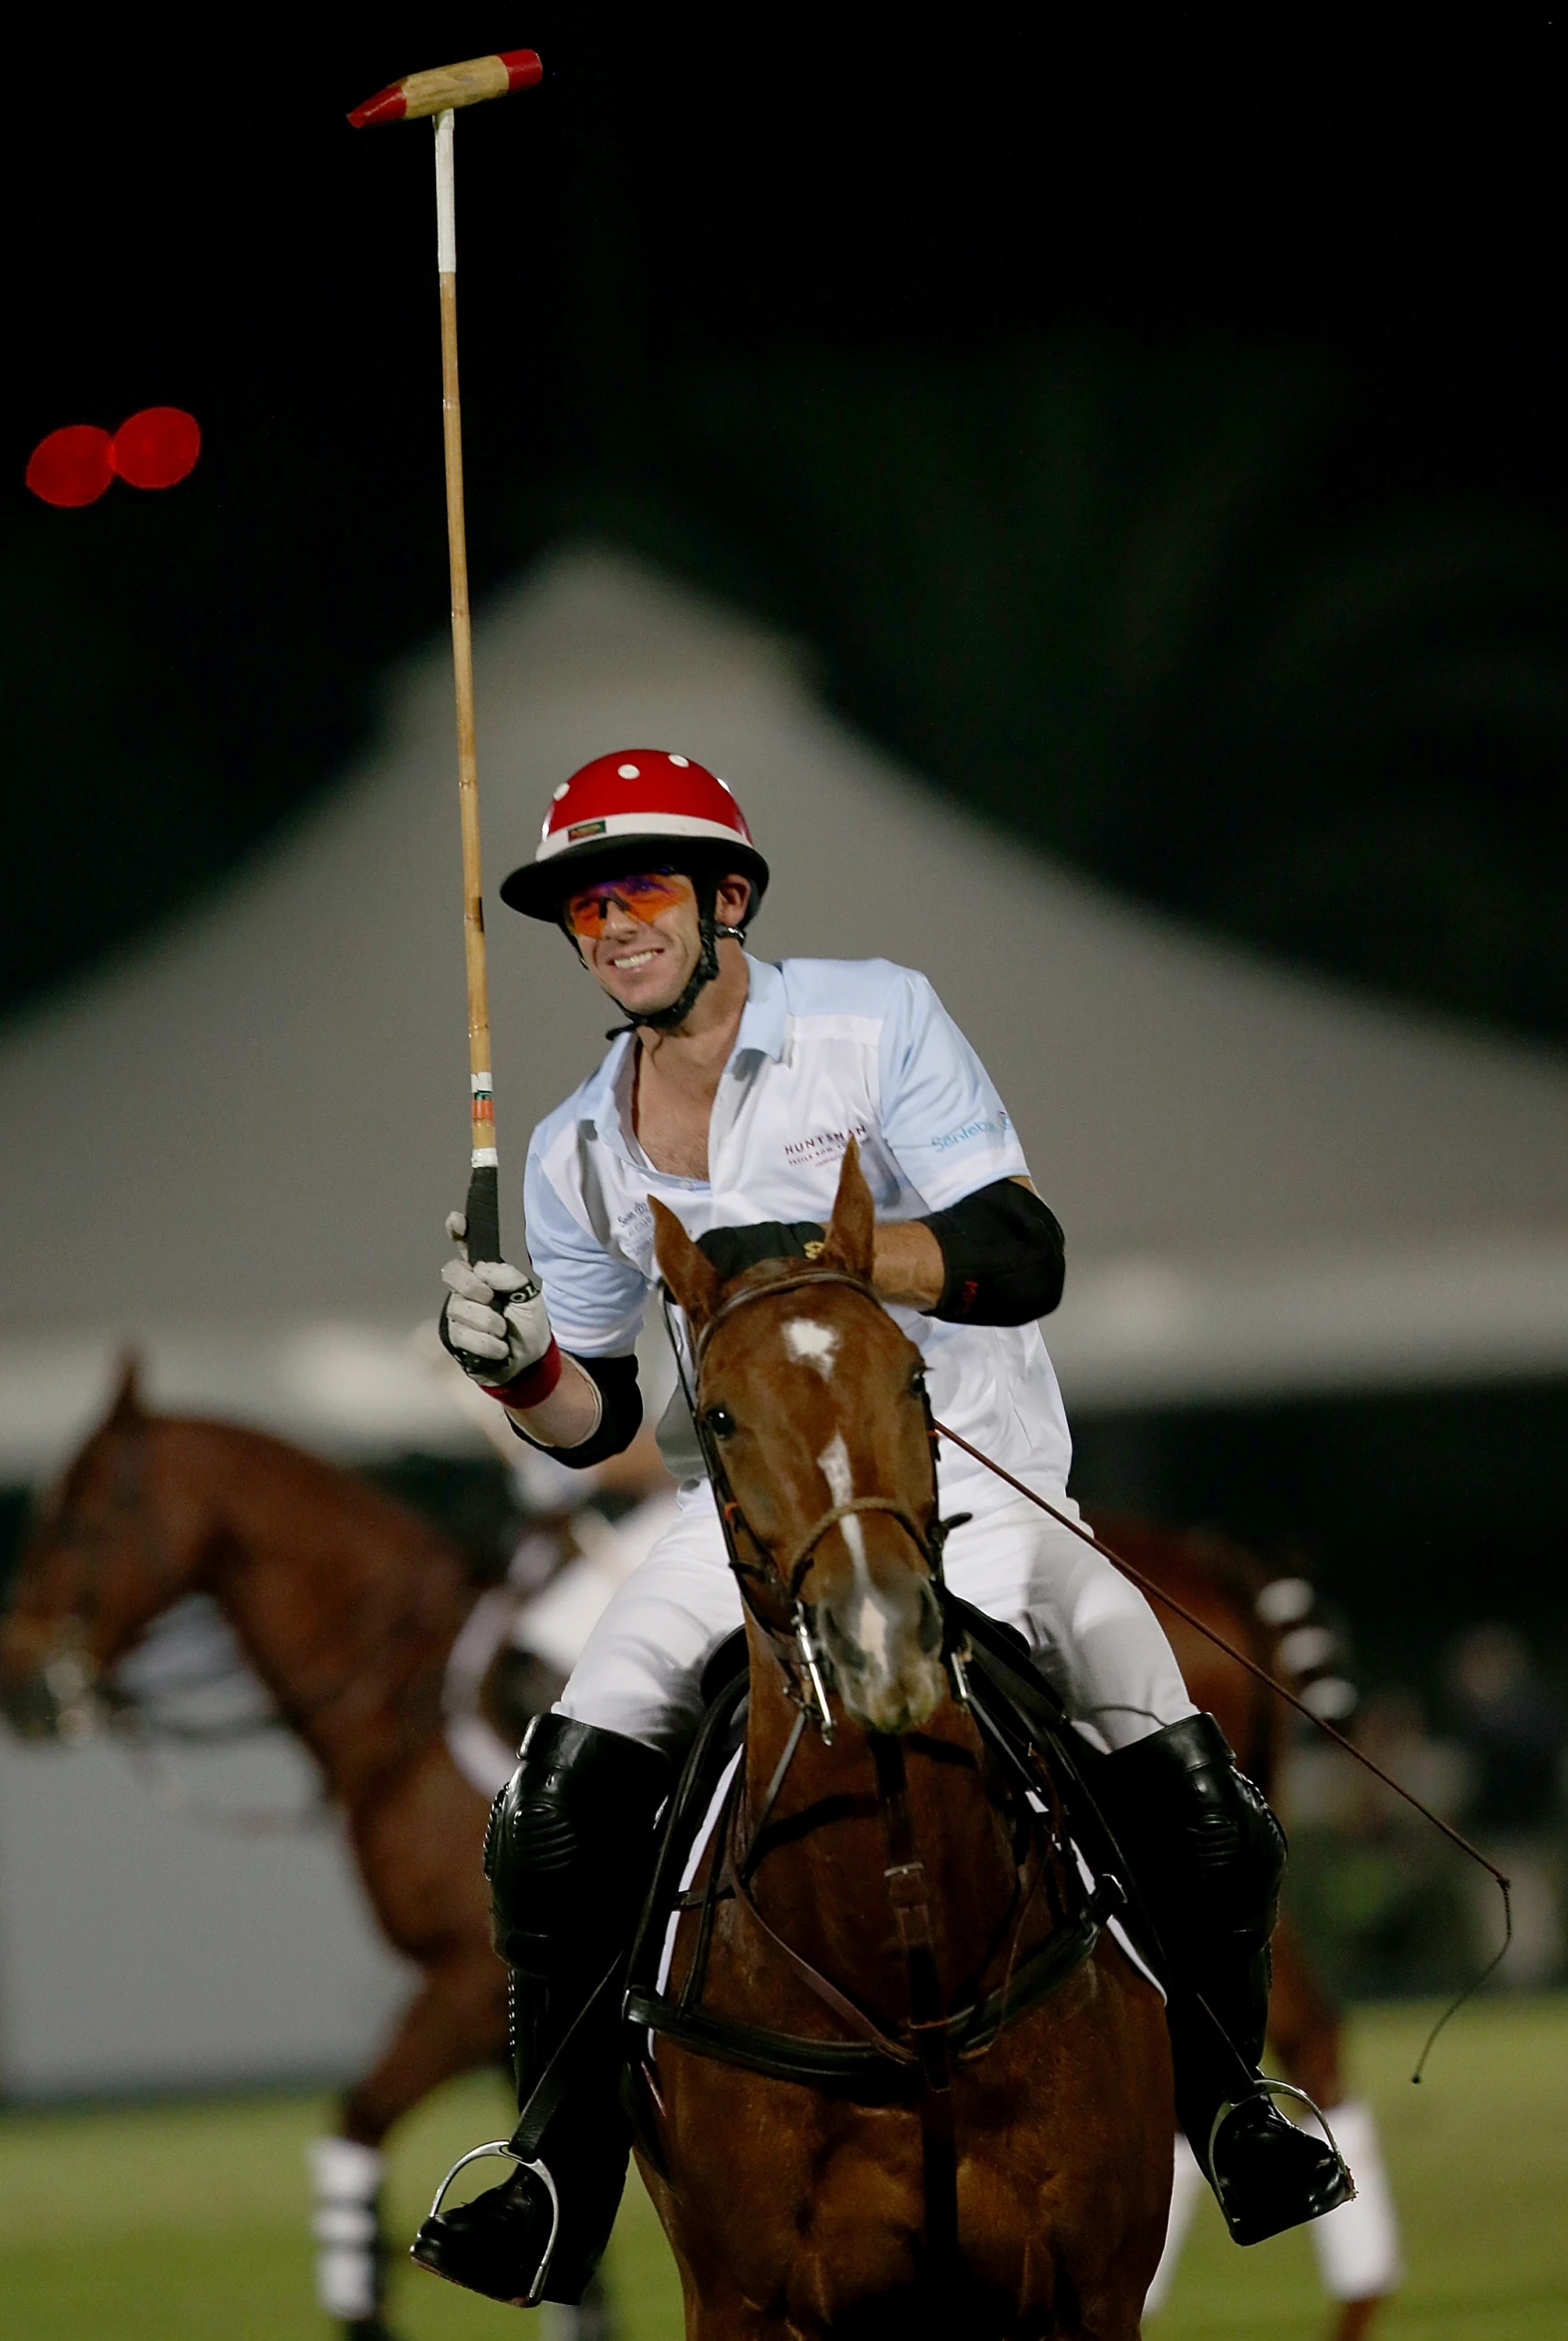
xmin=485 ymin=1714 xmax=673 ymax=1975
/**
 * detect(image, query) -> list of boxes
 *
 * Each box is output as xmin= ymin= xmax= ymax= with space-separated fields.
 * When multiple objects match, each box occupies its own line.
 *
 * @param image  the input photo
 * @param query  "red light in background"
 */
xmin=111 ymin=406 xmax=201 ymax=490
xmin=25 ymin=425 xmax=114 ymax=507
xmin=25 ymin=407 xmax=202 ymax=504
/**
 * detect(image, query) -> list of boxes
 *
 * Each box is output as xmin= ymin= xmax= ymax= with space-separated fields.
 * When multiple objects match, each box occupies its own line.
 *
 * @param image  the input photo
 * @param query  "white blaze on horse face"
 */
xmin=784 ymin=1317 xmax=839 ymax=1380
xmin=815 ymin=1430 xmax=890 ymax=1668
xmin=815 ymin=1431 xmax=867 ymax=1577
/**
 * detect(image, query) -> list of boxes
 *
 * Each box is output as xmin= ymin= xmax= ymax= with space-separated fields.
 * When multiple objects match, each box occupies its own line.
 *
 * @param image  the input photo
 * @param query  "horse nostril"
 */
xmin=820 ymin=1609 xmax=866 ymax=1676
xmin=917 ymin=1581 xmax=943 ymax=1655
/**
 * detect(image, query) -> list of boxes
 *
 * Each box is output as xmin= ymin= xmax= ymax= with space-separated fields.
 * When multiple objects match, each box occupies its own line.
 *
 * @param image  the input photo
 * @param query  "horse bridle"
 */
xmin=675 ymin=1266 xmax=968 ymax=1737
xmin=18 ymin=1410 xmax=180 ymax=1740
xmin=657 ymin=1266 xmax=1034 ymax=2294
xmin=18 ymin=1414 xmax=437 ymax=1781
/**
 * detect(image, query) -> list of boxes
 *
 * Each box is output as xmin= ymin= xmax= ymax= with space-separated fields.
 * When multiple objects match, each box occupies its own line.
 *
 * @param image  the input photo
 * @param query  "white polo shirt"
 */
xmin=523 ymin=954 xmax=1072 ymax=1491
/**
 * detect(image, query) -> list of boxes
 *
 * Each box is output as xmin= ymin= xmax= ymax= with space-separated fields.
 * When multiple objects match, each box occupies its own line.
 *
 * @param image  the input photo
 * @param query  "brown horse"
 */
xmin=0 ymin=1365 xmax=507 ymax=2341
xmin=1093 ymin=1518 xmax=1395 ymax=2341
xmin=0 ymin=1371 xmax=1380 ymax=2339
xmin=1096 ymin=1518 xmax=1344 ymax=2113
xmin=638 ymin=1151 xmax=1173 ymax=2340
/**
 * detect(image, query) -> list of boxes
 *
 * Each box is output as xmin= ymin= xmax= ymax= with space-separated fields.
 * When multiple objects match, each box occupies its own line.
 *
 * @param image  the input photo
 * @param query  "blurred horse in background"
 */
xmin=1096 ymin=1515 xmax=1400 ymax=2341
xmin=0 ymin=1361 xmax=670 ymax=2341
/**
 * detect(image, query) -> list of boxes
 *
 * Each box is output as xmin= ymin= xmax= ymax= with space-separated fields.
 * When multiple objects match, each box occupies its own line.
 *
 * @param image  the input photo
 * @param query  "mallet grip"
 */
xmin=349 ymin=50 xmax=542 ymax=130
xmin=463 ymin=1161 xmax=503 ymax=1274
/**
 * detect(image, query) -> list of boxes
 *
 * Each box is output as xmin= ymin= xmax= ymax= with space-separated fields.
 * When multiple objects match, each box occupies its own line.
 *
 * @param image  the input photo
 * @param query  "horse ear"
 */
xmin=106 ymin=1352 xmax=144 ymax=1427
xmin=819 ymin=1138 xmax=875 ymax=1281
xmin=651 ymin=1197 xmax=720 ymax=1334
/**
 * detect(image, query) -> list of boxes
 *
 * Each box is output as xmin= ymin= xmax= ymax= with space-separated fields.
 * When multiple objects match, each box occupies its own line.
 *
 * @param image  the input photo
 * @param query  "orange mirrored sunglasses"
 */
xmin=563 ymin=867 xmax=694 ymax=939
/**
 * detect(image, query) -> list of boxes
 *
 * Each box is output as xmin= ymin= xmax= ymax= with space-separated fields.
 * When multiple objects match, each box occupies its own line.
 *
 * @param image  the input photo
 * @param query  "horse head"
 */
xmin=654 ymin=1142 xmax=947 ymax=1735
xmin=0 ymin=1359 xmax=194 ymax=1741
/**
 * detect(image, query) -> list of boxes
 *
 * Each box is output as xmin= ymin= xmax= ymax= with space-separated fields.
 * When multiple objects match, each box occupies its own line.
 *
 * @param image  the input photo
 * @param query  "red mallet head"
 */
xmin=349 ymin=49 xmax=542 ymax=129
xmin=26 ymin=425 xmax=114 ymax=507
xmin=111 ymin=407 xmax=201 ymax=490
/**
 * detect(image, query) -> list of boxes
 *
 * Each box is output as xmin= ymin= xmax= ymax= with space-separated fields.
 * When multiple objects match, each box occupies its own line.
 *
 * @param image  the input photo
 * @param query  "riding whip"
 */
xmin=932 ymin=1416 xmax=1513 ymax=2073
xmin=349 ymin=49 xmax=544 ymax=1266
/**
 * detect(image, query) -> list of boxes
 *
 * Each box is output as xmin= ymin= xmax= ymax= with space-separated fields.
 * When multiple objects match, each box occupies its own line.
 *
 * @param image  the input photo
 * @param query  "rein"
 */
xmin=20 ymin=1414 xmax=453 ymax=1826
xmin=930 ymin=1420 xmax=1509 ymax=1890
xmin=643 ymin=1263 xmax=1107 ymax=2287
xmin=629 ymin=1691 xmax=1111 ymax=2079
xmin=26 ymin=1436 xmax=329 ymax=1830
xmin=931 ymin=1416 xmax=1516 ymax=2073
xmin=674 ymin=1266 xmax=956 ymax=1736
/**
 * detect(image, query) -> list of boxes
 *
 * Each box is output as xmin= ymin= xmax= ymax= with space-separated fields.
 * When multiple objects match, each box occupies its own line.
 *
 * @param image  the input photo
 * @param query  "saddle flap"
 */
xmin=626 ymin=1661 xmax=749 ymax=1997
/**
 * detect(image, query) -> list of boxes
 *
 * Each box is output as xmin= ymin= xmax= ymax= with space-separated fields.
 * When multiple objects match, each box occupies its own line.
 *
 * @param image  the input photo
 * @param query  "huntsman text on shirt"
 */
xmin=521 ymin=955 xmax=1072 ymax=1491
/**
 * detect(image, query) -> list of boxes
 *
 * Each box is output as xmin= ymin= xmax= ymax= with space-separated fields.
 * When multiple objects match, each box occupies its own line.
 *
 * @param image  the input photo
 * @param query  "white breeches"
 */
xmin=556 ymin=1472 xmax=1196 ymax=1762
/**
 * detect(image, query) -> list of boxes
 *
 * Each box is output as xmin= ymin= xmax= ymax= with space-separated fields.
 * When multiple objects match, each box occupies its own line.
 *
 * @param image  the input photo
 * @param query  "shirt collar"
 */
xmin=588 ymin=953 xmax=787 ymax=1153
xmin=733 ymin=952 xmax=788 ymax=1062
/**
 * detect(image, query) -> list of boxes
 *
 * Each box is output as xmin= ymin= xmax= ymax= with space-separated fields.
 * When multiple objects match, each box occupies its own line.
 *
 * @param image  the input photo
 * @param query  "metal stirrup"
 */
xmin=1207 ymin=2078 xmax=1355 ymax=2200
xmin=418 ymin=2140 xmax=563 ymax=2309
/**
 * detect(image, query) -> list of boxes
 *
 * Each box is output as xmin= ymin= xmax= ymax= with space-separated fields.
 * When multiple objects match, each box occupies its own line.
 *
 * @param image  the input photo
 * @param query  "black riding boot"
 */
xmin=1100 ymin=1713 xmax=1352 ymax=2246
xmin=411 ymin=1715 xmax=673 ymax=2306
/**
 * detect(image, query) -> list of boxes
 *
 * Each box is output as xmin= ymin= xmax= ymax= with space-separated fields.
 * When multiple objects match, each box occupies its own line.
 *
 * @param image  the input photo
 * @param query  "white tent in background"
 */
xmin=3 ymin=544 xmax=1568 ymax=1473
xmin=6 ymin=545 xmax=1568 ymax=2099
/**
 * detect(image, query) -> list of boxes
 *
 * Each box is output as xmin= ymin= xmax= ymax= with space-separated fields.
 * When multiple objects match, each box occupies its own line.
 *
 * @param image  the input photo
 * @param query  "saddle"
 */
xmin=621 ymin=1600 xmax=1131 ymax=2103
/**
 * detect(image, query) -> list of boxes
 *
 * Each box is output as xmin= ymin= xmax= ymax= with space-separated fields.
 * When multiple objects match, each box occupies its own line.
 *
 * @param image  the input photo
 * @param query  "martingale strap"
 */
xmin=625 ymin=1877 xmax=1116 ymax=2097
xmin=624 ymin=1595 xmax=1129 ymax=2102
xmin=641 ymin=1255 xmax=1128 ymax=2282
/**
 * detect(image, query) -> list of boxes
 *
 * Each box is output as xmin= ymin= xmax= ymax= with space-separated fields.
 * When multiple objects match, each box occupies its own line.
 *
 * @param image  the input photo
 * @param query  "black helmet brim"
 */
xmin=499 ymin=836 xmax=771 ymax=923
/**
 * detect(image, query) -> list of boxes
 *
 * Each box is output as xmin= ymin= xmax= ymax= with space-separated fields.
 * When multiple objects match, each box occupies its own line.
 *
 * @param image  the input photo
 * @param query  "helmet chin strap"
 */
xmin=589 ymin=878 xmax=748 ymax=1038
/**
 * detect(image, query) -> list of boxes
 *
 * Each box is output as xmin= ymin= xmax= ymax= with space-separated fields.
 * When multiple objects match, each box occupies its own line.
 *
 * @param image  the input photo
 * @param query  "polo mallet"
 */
xmin=349 ymin=49 xmax=544 ymax=1268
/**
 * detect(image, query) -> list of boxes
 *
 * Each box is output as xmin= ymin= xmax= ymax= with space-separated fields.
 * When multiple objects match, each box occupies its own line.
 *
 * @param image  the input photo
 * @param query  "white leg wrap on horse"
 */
xmin=1307 ymin=2099 xmax=1403 ymax=2300
xmin=1142 ymin=2131 xmax=1205 ymax=2316
xmin=307 ymin=2135 xmax=384 ymax=2321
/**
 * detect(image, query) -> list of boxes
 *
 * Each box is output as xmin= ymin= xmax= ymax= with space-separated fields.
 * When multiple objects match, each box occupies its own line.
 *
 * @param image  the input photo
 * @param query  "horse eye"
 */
xmin=704 ymin=1405 xmax=737 ymax=1440
xmin=908 ymin=1367 xmax=928 ymax=1398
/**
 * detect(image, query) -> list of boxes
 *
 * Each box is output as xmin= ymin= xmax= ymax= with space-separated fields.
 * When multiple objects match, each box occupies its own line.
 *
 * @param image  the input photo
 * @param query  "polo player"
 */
xmin=413 ymin=752 xmax=1349 ymax=2306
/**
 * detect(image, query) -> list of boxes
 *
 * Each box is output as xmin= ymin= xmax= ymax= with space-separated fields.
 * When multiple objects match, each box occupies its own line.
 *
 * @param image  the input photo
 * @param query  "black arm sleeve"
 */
xmin=507 ymin=1351 xmax=642 ymax=1470
xmin=918 ymin=1179 xmax=1065 ymax=1325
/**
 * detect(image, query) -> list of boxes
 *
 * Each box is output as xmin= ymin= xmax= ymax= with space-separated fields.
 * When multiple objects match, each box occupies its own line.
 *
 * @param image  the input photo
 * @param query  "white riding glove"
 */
xmin=440 ymin=1211 xmax=558 ymax=1400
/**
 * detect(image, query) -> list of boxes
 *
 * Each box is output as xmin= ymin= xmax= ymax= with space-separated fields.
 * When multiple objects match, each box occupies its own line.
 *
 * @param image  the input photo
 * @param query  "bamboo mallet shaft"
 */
xmin=432 ymin=110 xmax=495 ymax=1204
xmin=349 ymin=51 xmax=543 ymax=1264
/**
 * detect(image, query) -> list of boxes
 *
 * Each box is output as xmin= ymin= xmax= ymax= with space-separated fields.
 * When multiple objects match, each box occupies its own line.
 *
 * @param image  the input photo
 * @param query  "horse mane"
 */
xmin=36 ymin=1408 xmax=480 ymax=1790
xmin=152 ymin=1413 xmax=468 ymax=1555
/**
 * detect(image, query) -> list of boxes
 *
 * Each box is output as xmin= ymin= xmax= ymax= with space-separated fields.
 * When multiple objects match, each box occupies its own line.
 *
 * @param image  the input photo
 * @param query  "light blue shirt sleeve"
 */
xmin=877 ymin=968 xmax=1030 ymax=1209
xmin=523 ymin=1132 xmax=649 ymax=1357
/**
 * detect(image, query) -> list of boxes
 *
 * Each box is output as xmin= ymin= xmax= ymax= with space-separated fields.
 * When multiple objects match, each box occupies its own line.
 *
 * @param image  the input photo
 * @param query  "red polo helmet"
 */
xmin=499 ymin=750 xmax=770 ymax=922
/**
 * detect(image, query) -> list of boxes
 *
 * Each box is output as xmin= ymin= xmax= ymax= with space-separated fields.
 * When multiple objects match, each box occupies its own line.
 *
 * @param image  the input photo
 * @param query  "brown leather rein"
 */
xmin=700 ymin=1270 xmax=1511 ymax=1907
xmin=22 ymin=1412 xmax=449 ymax=1810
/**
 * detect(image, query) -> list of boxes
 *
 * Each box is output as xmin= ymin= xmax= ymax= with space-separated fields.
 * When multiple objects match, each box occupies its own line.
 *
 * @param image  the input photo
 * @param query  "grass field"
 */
xmin=1 ymin=1996 xmax=1564 ymax=2340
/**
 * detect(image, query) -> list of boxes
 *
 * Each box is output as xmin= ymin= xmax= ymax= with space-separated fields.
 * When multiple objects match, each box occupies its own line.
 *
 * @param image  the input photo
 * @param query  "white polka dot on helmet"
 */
xmin=499 ymin=749 xmax=770 ymax=922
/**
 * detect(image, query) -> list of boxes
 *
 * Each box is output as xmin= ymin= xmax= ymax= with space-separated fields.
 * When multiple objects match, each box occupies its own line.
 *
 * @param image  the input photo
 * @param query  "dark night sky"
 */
xmin=4 ymin=15 xmax=1568 ymax=1628
xmin=6 ymin=12 xmax=1568 ymax=1034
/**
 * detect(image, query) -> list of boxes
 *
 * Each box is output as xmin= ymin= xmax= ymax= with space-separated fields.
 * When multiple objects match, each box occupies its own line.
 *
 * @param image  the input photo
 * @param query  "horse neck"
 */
xmin=741 ymin=1624 xmax=1025 ymax=2008
xmin=153 ymin=1420 xmax=469 ymax=1802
